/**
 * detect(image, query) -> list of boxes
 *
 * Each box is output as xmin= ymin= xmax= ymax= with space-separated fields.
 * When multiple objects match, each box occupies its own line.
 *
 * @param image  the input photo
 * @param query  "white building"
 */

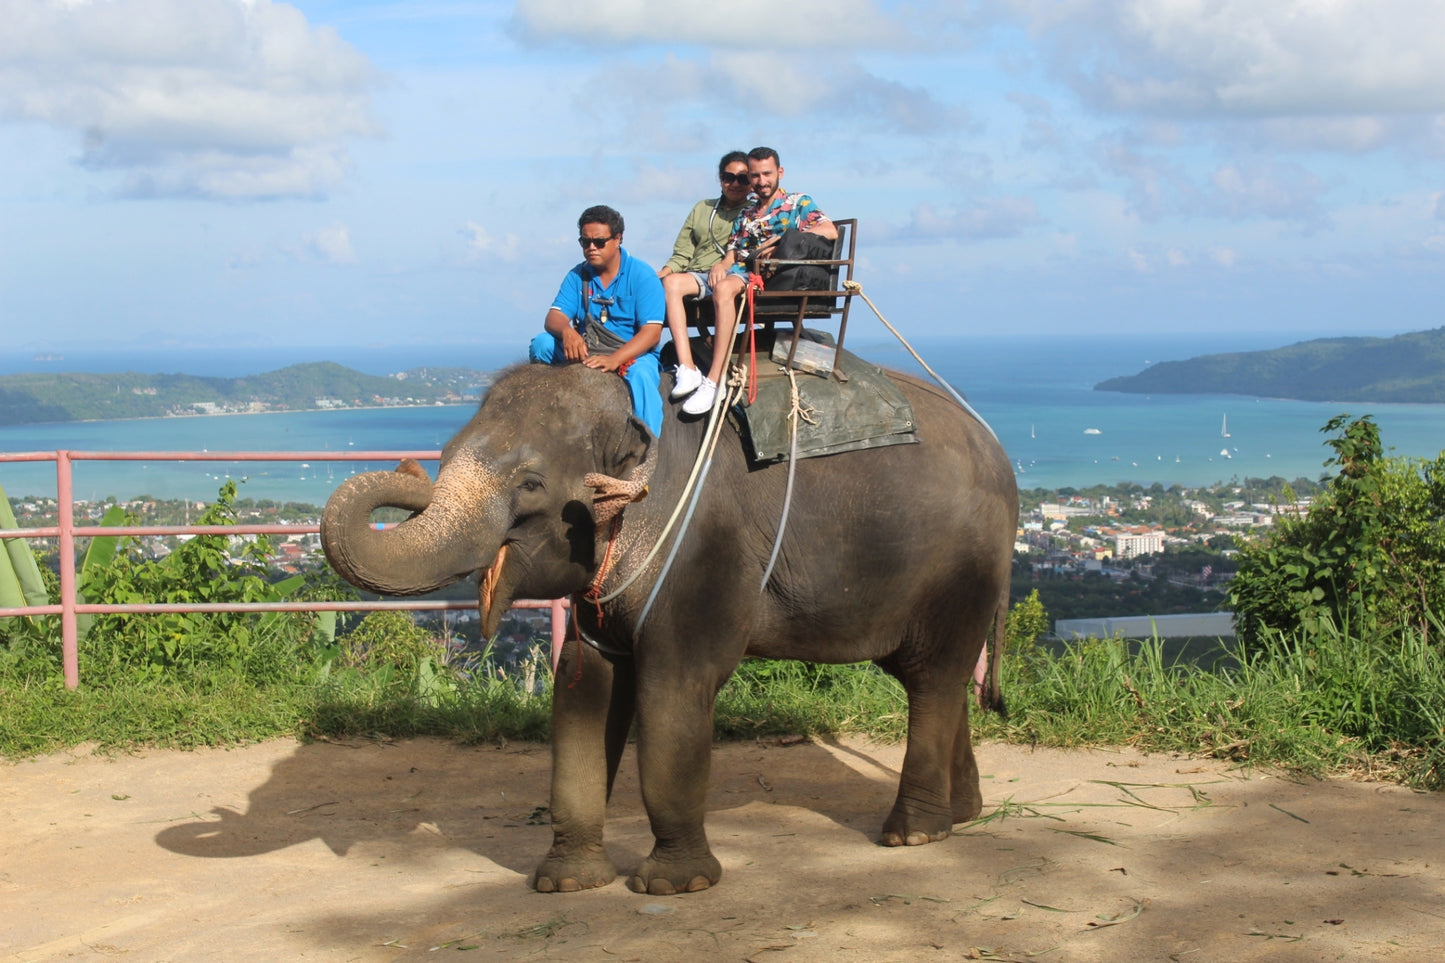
xmin=1114 ymin=530 xmax=1165 ymax=558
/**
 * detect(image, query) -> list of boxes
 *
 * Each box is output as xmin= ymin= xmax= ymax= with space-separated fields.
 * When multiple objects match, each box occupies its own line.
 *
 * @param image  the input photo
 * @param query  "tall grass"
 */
xmin=3 ymin=616 xmax=1442 ymax=790
xmin=978 ymin=619 xmax=1445 ymax=789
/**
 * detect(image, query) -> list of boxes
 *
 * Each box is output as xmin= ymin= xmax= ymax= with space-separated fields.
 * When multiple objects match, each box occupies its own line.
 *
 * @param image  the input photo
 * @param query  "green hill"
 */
xmin=0 ymin=363 xmax=489 ymax=425
xmin=1095 ymin=328 xmax=1445 ymax=403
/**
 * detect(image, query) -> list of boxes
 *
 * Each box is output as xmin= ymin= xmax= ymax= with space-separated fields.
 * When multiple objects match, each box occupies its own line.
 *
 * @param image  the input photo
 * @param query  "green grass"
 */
xmin=977 ymin=622 xmax=1445 ymax=790
xmin=3 ymin=621 xmax=1443 ymax=791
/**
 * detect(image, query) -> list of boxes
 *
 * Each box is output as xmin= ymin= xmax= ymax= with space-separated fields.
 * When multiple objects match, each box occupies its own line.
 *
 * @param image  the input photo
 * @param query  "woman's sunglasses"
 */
xmin=719 ymin=171 xmax=752 ymax=185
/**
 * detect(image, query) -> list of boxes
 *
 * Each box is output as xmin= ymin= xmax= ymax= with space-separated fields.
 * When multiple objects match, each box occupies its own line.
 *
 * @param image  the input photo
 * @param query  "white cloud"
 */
xmin=463 ymin=221 xmax=520 ymax=263
xmin=512 ymin=0 xmax=909 ymax=49
xmin=603 ymin=52 xmax=966 ymax=137
xmin=305 ymin=223 xmax=357 ymax=265
xmin=1002 ymin=0 xmax=1445 ymax=117
xmin=892 ymin=196 xmax=1042 ymax=243
xmin=1209 ymin=160 xmax=1325 ymax=225
xmin=0 ymin=0 xmax=381 ymax=199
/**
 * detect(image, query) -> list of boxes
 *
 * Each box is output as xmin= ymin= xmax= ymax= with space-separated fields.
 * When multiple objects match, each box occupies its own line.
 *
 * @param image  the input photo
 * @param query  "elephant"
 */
xmin=320 ymin=360 xmax=1018 ymax=895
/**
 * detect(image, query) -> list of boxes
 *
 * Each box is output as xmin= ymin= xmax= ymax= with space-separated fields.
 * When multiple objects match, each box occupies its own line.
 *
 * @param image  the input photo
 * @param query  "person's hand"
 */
xmin=562 ymin=327 xmax=589 ymax=363
xmin=582 ymin=352 xmax=621 ymax=373
xmin=708 ymin=262 xmax=728 ymax=288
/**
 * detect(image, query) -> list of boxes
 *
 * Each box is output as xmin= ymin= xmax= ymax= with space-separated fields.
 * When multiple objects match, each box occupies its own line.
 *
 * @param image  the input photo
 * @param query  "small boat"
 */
xmin=1219 ymin=448 xmax=1232 ymax=459
xmin=1084 ymin=427 xmax=1102 ymax=435
xmin=1221 ymin=414 xmax=1231 ymax=438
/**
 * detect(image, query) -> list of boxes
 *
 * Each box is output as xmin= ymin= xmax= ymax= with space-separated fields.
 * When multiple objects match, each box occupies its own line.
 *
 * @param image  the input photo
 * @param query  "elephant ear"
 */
xmin=586 ymin=411 xmax=655 ymax=524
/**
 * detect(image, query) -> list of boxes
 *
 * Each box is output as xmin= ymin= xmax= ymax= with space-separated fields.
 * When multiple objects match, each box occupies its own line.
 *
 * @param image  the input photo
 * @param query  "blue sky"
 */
xmin=3 ymin=0 xmax=1444 ymax=354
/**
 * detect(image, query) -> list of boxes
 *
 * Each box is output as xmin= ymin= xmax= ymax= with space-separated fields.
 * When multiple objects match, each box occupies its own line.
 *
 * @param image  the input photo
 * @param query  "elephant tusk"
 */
xmin=479 ymin=544 xmax=509 ymax=632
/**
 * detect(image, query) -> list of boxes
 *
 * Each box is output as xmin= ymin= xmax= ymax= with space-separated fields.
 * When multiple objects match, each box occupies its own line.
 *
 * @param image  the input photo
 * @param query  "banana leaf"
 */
xmin=0 ymin=482 xmax=50 ymax=614
xmin=76 ymin=504 xmax=129 ymax=640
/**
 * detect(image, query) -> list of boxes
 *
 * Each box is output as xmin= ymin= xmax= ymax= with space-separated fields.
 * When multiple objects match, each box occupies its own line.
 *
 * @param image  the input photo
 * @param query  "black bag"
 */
xmin=759 ymin=230 xmax=836 ymax=311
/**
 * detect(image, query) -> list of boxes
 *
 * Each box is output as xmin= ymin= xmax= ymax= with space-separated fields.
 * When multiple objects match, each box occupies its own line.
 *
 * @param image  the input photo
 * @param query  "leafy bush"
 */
xmin=1230 ymin=415 xmax=1445 ymax=648
xmin=336 ymin=610 xmax=444 ymax=670
xmin=75 ymin=480 xmax=332 ymax=683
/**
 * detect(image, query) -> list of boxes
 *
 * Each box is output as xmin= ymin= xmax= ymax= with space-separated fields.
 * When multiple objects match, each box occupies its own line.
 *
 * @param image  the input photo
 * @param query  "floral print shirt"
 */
xmin=726 ymin=191 xmax=828 ymax=276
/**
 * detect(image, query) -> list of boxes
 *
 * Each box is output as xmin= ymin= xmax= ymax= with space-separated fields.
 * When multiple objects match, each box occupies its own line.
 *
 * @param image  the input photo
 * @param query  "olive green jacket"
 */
xmin=662 ymin=198 xmax=748 ymax=273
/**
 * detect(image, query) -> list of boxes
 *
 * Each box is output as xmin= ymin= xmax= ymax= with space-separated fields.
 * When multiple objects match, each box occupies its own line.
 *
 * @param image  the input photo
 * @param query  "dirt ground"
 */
xmin=3 ymin=736 xmax=1443 ymax=963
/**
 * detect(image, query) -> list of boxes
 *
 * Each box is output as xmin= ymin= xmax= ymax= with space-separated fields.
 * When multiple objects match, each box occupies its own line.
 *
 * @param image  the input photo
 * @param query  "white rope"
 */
xmin=595 ymin=380 xmax=720 ymax=604
xmin=842 ymin=280 xmax=999 ymax=443
xmin=759 ymin=365 xmax=807 ymax=592
xmin=632 ymin=363 xmax=748 ymax=634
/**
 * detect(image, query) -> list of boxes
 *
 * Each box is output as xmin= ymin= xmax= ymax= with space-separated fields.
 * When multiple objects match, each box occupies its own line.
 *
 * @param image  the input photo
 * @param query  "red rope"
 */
xmin=568 ymin=514 xmax=623 ymax=689
xmin=745 ymin=272 xmax=765 ymax=405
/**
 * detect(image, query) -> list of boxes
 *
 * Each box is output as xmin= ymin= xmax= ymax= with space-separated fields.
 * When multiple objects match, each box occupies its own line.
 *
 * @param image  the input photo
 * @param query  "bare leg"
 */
xmin=661 ymin=273 xmax=703 ymax=371
xmin=705 ymin=274 xmax=746 ymax=387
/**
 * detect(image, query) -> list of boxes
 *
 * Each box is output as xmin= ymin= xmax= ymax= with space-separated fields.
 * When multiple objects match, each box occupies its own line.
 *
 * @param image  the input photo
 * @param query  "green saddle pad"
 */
xmin=732 ymin=330 xmax=918 ymax=463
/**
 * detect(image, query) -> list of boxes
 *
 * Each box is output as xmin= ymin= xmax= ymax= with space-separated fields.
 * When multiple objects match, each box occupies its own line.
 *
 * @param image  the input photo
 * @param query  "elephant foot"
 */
xmin=952 ymin=791 xmax=984 ymax=825
xmin=625 ymin=852 xmax=722 ymax=895
xmin=532 ymin=844 xmax=618 ymax=893
xmin=880 ymin=807 xmax=952 ymax=848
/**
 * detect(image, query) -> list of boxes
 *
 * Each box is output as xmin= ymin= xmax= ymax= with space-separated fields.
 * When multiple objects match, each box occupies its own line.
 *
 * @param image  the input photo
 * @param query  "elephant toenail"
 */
xmin=536 ymin=877 xmax=556 ymax=893
xmin=648 ymin=879 xmax=677 ymax=896
xmin=558 ymin=878 xmax=581 ymax=892
xmin=686 ymin=876 xmax=711 ymax=892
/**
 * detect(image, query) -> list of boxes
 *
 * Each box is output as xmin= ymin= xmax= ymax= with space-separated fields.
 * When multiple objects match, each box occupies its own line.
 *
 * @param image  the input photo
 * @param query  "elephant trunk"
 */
xmin=321 ymin=455 xmax=506 ymax=599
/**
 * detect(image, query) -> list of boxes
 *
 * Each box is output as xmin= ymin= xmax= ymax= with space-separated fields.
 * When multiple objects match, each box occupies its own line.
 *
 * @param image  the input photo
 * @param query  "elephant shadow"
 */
xmin=153 ymin=736 xmax=903 ymax=876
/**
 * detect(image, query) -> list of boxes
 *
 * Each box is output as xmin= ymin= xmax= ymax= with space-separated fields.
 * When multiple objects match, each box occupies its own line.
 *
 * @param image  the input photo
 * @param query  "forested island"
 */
xmin=1095 ymin=326 xmax=1445 ymax=403
xmin=0 ymin=363 xmax=492 ymax=425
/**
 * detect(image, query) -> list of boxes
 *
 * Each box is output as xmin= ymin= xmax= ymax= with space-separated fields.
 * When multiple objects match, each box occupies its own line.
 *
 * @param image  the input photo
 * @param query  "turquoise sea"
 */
xmin=4 ymin=334 xmax=1445 ymax=504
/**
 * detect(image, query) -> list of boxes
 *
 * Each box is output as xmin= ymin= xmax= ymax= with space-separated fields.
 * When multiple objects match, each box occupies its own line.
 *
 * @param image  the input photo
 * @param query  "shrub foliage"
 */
xmin=1230 ymin=415 xmax=1445 ymax=647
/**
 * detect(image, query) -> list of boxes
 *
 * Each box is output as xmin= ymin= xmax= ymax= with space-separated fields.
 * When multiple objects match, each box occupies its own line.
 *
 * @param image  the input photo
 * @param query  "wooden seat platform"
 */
xmin=683 ymin=218 xmax=858 ymax=382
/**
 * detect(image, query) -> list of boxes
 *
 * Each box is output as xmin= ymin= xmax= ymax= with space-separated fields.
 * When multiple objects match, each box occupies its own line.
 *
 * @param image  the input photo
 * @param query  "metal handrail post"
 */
xmin=56 ymin=450 xmax=79 ymax=689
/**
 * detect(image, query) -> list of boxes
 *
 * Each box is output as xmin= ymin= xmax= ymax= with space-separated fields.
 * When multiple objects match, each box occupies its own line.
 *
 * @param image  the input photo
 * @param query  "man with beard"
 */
xmin=682 ymin=147 xmax=837 ymax=416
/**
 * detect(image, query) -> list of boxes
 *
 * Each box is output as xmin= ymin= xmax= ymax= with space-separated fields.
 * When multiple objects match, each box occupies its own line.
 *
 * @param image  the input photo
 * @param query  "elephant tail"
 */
xmin=980 ymin=586 xmax=1009 ymax=718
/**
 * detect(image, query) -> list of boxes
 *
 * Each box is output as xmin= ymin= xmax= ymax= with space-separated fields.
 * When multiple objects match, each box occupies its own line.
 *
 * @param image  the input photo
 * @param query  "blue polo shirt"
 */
xmin=551 ymin=247 xmax=665 ymax=353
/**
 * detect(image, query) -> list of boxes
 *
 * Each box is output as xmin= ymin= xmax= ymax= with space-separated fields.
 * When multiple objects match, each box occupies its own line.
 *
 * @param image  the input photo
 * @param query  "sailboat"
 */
xmin=1221 ymin=414 xmax=1231 ymax=438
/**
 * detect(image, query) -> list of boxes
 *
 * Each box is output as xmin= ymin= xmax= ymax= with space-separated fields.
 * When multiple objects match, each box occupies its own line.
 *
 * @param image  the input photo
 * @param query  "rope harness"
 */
xmin=567 ymin=274 xmax=1003 ymax=689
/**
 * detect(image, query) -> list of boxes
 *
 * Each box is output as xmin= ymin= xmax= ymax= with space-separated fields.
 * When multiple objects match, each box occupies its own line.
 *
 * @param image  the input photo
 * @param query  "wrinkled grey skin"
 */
xmin=321 ymin=363 xmax=1017 ymax=896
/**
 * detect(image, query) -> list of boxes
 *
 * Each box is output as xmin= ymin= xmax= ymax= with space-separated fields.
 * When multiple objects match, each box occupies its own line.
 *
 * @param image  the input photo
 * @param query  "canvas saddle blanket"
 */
xmin=709 ymin=328 xmax=918 ymax=463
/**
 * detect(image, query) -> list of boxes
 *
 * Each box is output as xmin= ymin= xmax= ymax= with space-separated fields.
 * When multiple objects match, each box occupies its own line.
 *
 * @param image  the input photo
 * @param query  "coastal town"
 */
xmin=6 ymin=474 xmax=1318 ymax=649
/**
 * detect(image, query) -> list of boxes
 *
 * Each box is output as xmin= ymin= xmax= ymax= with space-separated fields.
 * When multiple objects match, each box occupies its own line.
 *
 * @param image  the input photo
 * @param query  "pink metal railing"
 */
xmin=0 ymin=449 xmax=569 ymax=689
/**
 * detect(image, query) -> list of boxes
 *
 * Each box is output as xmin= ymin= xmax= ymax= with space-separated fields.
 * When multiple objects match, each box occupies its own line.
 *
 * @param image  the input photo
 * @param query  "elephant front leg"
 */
xmin=627 ymin=683 xmax=723 ymax=895
xmin=534 ymin=639 xmax=635 ymax=893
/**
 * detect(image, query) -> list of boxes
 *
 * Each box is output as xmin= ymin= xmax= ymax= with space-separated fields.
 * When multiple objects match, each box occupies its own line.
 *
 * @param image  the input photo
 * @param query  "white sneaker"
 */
xmin=681 ymin=377 xmax=718 ymax=416
xmin=670 ymin=363 xmax=703 ymax=399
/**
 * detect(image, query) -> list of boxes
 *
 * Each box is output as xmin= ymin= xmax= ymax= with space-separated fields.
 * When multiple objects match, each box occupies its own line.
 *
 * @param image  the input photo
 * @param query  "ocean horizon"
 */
xmin=4 ymin=332 xmax=1445 ymax=504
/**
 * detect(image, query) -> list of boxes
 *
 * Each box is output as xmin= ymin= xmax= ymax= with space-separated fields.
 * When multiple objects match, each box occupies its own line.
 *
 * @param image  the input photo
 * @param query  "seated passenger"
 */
xmin=529 ymin=205 xmax=665 ymax=436
xmin=658 ymin=150 xmax=752 ymax=402
xmin=683 ymin=146 xmax=838 ymax=417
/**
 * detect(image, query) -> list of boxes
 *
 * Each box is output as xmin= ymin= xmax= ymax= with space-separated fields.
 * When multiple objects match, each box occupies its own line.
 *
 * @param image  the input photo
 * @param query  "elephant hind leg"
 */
xmin=949 ymin=704 xmax=984 ymax=824
xmin=875 ymin=651 xmax=968 ymax=848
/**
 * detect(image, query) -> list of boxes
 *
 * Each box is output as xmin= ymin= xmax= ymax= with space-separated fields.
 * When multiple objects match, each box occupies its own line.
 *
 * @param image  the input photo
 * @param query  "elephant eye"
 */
xmin=518 ymin=478 xmax=543 ymax=493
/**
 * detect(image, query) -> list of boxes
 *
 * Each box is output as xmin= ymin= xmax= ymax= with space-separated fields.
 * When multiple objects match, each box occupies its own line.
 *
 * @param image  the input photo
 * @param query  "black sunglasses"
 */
xmin=578 ymin=235 xmax=615 ymax=249
xmin=719 ymin=171 xmax=751 ymax=185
